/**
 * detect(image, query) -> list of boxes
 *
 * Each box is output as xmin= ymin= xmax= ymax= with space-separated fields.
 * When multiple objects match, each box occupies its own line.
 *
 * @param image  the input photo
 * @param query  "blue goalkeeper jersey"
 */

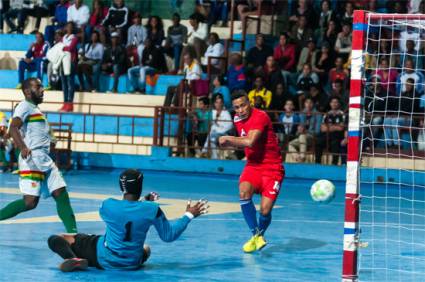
xmin=96 ymin=198 xmax=192 ymax=270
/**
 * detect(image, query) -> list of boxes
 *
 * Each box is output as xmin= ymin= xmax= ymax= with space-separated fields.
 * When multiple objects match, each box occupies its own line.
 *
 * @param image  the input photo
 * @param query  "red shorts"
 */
xmin=239 ymin=164 xmax=285 ymax=201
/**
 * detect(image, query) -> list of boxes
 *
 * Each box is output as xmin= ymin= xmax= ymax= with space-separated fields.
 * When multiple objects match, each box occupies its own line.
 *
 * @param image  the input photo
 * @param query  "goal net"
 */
xmin=343 ymin=11 xmax=425 ymax=281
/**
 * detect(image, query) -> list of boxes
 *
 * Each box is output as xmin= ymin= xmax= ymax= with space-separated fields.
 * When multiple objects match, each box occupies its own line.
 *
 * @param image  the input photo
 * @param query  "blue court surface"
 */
xmin=0 ymin=169 xmax=346 ymax=281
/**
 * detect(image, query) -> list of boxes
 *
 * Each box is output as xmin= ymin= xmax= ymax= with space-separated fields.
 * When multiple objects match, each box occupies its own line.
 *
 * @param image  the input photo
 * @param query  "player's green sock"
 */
xmin=0 ymin=199 xmax=27 ymax=220
xmin=54 ymin=190 xmax=77 ymax=233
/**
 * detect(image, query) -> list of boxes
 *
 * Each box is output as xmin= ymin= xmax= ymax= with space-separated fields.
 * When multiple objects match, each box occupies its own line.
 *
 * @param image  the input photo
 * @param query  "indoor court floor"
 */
xmin=1 ymin=169 xmax=347 ymax=281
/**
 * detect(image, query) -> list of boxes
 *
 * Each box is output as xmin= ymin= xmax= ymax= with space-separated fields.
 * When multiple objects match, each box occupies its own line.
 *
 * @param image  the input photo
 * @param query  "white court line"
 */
xmin=197 ymin=218 xmax=342 ymax=224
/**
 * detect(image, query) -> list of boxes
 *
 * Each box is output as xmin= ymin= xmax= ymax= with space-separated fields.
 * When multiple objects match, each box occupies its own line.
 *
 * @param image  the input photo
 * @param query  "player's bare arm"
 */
xmin=219 ymin=129 xmax=262 ymax=148
xmin=9 ymin=117 xmax=31 ymax=158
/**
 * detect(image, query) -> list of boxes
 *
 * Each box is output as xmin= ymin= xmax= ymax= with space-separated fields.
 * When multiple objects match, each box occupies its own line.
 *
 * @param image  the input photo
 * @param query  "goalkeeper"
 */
xmin=47 ymin=169 xmax=209 ymax=272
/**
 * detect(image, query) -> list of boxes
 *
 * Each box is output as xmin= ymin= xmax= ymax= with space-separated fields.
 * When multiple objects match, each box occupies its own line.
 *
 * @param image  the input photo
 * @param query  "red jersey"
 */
xmin=234 ymin=108 xmax=282 ymax=166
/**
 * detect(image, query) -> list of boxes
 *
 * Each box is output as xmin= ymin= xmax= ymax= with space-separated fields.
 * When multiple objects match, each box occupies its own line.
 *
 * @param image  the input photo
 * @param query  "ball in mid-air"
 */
xmin=310 ymin=179 xmax=336 ymax=203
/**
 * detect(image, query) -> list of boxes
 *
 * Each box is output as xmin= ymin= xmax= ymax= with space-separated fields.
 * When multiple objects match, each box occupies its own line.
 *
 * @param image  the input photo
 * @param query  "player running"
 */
xmin=0 ymin=78 xmax=77 ymax=234
xmin=219 ymin=90 xmax=284 ymax=253
xmin=47 ymin=169 xmax=209 ymax=272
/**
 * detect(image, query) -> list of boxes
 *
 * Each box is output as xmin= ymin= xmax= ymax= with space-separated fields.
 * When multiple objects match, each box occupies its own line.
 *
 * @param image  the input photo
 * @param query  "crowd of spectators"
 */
xmin=0 ymin=0 xmax=424 ymax=165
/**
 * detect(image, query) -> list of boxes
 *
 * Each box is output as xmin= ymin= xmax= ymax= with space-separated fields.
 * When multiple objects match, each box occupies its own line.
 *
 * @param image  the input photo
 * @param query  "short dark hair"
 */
xmin=209 ymin=32 xmax=220 ymax=43
xmin=173 ymin=13 xmax=181 ymax=20
xmin=214 ymin=93 xmax=224 ymax=101
xmin=231 ymin=89 xmax=248 ymax=101
xmin=198 ymin=97 xmax=210 ymax=105
xmin=329 ymin=96 xmax=341 ymax=104
xmin=216 ymin=74 xmax=226 ymax=85
xmin=22 ymin=78 xmax=39 ymax=92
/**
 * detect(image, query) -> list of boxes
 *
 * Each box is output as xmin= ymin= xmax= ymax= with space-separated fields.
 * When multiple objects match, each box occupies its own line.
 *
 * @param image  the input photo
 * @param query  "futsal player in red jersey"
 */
xmin=219 ymin=90 xmax=284 ymax=253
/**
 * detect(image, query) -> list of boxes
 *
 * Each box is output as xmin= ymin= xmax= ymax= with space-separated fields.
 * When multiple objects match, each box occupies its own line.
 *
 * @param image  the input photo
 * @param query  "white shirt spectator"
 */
xmin=210 ymin=109 xmax=233 ymax=134
xmin=67 ymin=3 xmax=90 ymax=28
xmin=202 ymin=42 xmax=224 ymax=67
xmin=396 ymin=71 xmax=425 ymax=93
xmin=408 ymin=0 xmax=422 ymax=13
xmin=184 ymin=60 xmax=202 ymax=81
xmin=335 ymin=32 xmax=352 ymax=54
xmin=23 ymin=0 xmax=44 ymax=9
xmin=399 ymin=30 xmax=421 ymax=52
xmin=80 ymin=43 xmax=104 ymax=61
xmin=127 ymin=25 xmax=147 ymax=47
xmin=10 ymin=0 xmax=24 ymax=10
xmin=187 ymin=22 xmax=208 ymax=45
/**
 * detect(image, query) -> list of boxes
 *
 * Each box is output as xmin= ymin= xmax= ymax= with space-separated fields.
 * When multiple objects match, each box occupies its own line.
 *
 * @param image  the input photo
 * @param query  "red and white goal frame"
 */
xmin=342 ymin=10 xmax=425 ymax=281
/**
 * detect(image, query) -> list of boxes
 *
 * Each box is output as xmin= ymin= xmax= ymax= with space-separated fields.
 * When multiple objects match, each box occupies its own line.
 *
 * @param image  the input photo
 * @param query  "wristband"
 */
xmin=184 ymin=212 xmax=194 ymax=220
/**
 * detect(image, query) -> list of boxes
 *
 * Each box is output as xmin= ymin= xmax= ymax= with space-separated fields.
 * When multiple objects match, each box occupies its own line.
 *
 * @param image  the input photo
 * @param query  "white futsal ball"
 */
xmin=310 ymin=179 xmax=336 ymax=203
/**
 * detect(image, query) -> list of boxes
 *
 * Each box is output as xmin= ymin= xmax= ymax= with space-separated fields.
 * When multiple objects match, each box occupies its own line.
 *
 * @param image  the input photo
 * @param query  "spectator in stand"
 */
xmin=208 ymin=0 xmax=228 ymax=28
xmin=319 ymin=20 xmax=338 ymax=53
xmin=384 ymin=78 xmax=422 ymax=148
xmin=337 ymin=1 xmax=354 ymax=25
xmin=390 ymin=1 xmax=407 ymax=13
xmin=400 ymin=39 xmax=423 ymax=70
xmin=289 ymin=0 xmax=316 ymax=29
xmin=16 ymin=32 xmax=49 ymax=89
xmin=67 ymin=0 xmax=90 ymax=30
xmin=184 ymin=13 xmax=208 ymax=66
xmin=269 ymin=82 xmax=289 ymax=113
xmin=335 ymin=22 xmax=352 ymax=61
xmin=296 ymin=64 xmax=319 ymax=109
xmin=67 ymin=0 xmax=89 ymax=47
xmin=128 ymin=38 xmax=167 ymax=93
xmin=363 ymin=75 xmax=386 ymax=149
xmin=248 ymin=76 xmax=272 ymax=109
xmin=328 ymin=57 xmax=348 ymax=87
xmin=101 ymin=32 xmax=126 ymax=93
xmin=376 ymin=57 xmax=398 ymax=96
xmin=126 ymin=13 xmax=147 ymax=67
xmin=237 ymin=0 xmax=269 ymax=30
xmin=312 ymin=42 xmax=333 ymax=84
xmin=212 ymin=75 xmax=231 ymax=110
xmin=309 ymin=84 xmax=329 ymax=113
xmin=59 ymin=21 xmax=79 ymax=112
xmin=102 ymin=0 xmax=129 ymax=36
xmin=164 ymin=53 xmax=201 ymax=106
xmin=76 ymin=31 xmax=104 ymax=92
xmin=201 ymin=94 xmax=233 ymax=159
xmin=4 ymin=0 xmax=25 ymax=34
xmin=273 ymin=32 xmax=296 ymax=88
xmin=316 ymin=0 xmax=335 ymax=37
xmin=187 ymin=97 xmax=212 ymax=156
xmin=262 ymin=56 xmax=284 ymax=94
xmin=246 ymin=33 xmax=273 ymax=75
xmin=201 ymin=32 xmax=224 ymax=74
xmin=87 ymin=0 xmax=108 ymax=43
xmin=21 ymin=0 xmax=50 ymax=34
xmin=276 ymin=99 xmax=299 ymax=144
xmin=397 ymin=58 xmax=425 ymax=95
xmin=329 ymin=79 xmax=347 ymax=110
xmin=145 ymin=15 xmax=165 ymax=49
xmin=287 ymin=97 xmax=322 ymax=163
xmin=315 ymin=96 xmax=346 ymax=165
xmin=164 ymin=13 xmax=187 ymax=72
xmin=46 ymin=30 xmax=66 ymax=91
xmin=290 ymin=15 xmax=313 ymax=50
xmin=297 ymin=38 xmax=318 ymax=73
xmin=44 ymin=0 xmax=70 ymax=45
xmin=227 ymin=53 xmax=246 ymax=92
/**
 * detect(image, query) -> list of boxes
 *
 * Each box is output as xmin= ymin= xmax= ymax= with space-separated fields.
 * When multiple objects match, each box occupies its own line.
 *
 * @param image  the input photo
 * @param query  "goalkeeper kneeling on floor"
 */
xmin=47 ymin=169 xmax=209 ymax=272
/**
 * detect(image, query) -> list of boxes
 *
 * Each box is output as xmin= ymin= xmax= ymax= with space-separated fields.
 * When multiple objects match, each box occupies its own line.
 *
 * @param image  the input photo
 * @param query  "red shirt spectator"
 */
xmin=89 ymin=0 xmax=109 ymax=28
xmin=328 ymin=57 xmax=348 ymax=85
xmin=273 ymin=33 xmax=296 ymax=72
